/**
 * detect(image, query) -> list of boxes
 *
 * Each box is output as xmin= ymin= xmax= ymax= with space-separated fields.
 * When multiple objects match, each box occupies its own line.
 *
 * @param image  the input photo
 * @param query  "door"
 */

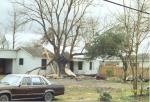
xmin=29 ymin=77 xmax=47 ymax=98
xmin=11 ymin=77 xmax=32 ymax=100
xmin=0 ymin=59 xmax=5 ymax=74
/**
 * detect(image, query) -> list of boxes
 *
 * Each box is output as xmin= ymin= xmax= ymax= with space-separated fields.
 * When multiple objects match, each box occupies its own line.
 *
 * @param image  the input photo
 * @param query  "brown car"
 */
xmin=0 ymin=74 xmax=64 ymax=101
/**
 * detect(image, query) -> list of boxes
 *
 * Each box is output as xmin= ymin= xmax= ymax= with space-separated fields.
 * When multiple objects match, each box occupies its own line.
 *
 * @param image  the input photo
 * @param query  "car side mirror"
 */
xmin=18 ymin=83 xmax=22 ymax=87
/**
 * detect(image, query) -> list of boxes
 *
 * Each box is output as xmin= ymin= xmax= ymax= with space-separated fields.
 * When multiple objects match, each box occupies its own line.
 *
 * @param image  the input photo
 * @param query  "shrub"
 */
xmin=100 ymin=92 xmax=112 ymax=102
xmin=106 ymin=69 xmax=113 ymax=77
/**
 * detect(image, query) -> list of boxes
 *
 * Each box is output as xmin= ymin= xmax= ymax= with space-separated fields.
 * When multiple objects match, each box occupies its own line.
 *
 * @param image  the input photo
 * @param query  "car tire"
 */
xmin=44 ymin=92 xmax=53 ymax=102
xmin=0 ymin=94 xmax=9 ymax=101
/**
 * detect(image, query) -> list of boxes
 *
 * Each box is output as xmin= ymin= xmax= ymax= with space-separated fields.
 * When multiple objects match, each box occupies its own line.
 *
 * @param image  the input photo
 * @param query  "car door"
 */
xmin=29 ymin=77 xmax=47 ymax=98
xmin=11 ymin=77 xmax=32 ymax=100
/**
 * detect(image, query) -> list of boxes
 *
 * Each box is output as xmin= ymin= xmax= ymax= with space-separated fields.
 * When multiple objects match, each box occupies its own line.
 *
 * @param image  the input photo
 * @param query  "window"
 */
xmin=40 ymin=77 xmax=48 ymax=85
xmin=19 ymin=58 xmax=24 ymax=65
xmin=78 ymin=61 xmax=83 ymax=70
xmin=89 ymin=62 xmax=92 ymax=70
xmin=31 ymin=77 xmax=43 ymax=85
xmin=41 ymin=59 xmax=47 ymax=70
xmin=21 ymin=77 xmax=31 ymax=85
xmin=1 ymin=75 xmax=21 ymax=85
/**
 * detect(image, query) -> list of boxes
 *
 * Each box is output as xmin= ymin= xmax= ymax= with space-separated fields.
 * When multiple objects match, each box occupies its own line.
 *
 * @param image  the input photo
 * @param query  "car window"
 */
xmin=21 ymin=77 xmax=31 ymax=85
xmin=1 ymin=75 xmax=21 ymax=85
xmin=31 ymin=77 xmax=43 ymax=85
xmin=40 ymin=77 xmax=48 ymax=85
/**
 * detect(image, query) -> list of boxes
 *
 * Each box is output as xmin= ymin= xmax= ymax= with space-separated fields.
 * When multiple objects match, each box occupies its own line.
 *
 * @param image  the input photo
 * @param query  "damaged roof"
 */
xmin=21 ymin=46 xmax=54 ymax=58
xmin=21 ymin=47 xmax=44 ymax=57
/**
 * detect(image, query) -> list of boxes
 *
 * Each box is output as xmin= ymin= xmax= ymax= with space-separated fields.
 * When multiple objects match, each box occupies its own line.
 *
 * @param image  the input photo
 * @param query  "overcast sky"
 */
xmin=0 ymin=0 xmax=149 ymax=52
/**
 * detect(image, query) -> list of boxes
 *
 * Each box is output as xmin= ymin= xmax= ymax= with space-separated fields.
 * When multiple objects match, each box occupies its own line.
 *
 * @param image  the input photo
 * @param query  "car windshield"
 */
xmin=0 ymin=75 xmax=21 ymax=85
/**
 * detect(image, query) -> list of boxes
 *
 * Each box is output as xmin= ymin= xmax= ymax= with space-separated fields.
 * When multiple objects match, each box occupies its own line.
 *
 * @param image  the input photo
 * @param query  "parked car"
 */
xmin=0 ymin=74 xmax=64 ymax=101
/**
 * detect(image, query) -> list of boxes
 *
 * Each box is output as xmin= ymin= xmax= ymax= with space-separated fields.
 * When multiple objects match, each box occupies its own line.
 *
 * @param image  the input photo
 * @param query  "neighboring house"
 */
xmin=70 ymin=55 xmax=102 ymax=75
xmin=137 ymin=53 xmax=150 ymax=68
xmin=103 ymin=54 xmax=150 ymax=69
xmin=100 ymin=54 xmax=150 ymax=77
xmin=0 ymin=47 xmax=47 ymax=74
xmin=103 ymin=57 xmax=123 ymax=67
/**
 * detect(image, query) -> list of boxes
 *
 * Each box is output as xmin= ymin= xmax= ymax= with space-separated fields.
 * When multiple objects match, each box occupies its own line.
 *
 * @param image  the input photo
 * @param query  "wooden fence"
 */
xmin=99 ymin=65 xmax=149 ymax=79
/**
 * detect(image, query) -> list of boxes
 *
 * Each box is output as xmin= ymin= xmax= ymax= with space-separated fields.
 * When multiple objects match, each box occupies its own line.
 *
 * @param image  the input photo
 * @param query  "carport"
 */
xmin=0 ymin=59 xmax=13 ymax=74
xmin=0 ymin=50 xmax=17 ymax=75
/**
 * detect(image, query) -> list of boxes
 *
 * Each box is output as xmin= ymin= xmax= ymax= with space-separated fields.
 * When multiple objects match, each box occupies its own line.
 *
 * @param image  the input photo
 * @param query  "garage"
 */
xmin=0 ymin=59 xmax=13 ymax=74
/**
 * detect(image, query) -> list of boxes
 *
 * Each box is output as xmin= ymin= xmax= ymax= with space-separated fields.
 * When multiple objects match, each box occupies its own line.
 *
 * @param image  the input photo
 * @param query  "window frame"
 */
xmin=31 ymin=77 xmax=46 ymax=85
xmin=40 ymin=77 xmax=48 ymax=85
xmin=21 ymin=77 xmax=31 ymax=86
xmin=19 ymin=58 xmax=24 ymax=65
xmin=41 ymin=59 xmax=47 ymax=70
xmin=89 ymin=62 xmax=92 ymax=70
xmin=78 ymin=61 xmax=83 ymax=70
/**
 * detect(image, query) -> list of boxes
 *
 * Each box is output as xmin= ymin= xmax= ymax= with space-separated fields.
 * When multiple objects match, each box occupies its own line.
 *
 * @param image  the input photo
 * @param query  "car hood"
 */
xmin=0 ymin=84 xmax=17 ymax=89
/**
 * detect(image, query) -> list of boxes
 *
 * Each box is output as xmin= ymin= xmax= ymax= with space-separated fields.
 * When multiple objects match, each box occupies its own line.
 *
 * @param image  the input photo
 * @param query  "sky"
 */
xmin=0 ymin=0 xmax=149 ymax=53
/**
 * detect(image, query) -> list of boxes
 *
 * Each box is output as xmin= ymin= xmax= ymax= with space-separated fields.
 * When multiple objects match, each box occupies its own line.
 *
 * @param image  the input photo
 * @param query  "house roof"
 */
xmin=21 ymin=47 xmax=44 ymax=57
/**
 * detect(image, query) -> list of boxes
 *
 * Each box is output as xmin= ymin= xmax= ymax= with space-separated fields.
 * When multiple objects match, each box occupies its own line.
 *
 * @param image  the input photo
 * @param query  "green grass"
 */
xmin=52 ymin=79 xmax=149 ymax=102
xmin=55 ymin=84 xmax=149 ymax=102
xmin=0 ymin=75 xmax=149 ymax=102
xmin=56 ymin=86 xmax=99 ymax=102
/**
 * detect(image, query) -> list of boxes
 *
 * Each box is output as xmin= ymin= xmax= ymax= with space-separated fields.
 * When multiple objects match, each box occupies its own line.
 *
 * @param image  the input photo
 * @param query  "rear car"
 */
xmin=0 ymin=74 xmax=64 ymax=101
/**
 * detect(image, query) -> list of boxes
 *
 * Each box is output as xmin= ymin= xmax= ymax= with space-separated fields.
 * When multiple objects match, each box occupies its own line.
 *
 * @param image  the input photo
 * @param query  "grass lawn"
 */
xmin=0 ymin=75 xmax=149 ymax=102
xmin=51 ymin=78 xmax=149 ymax=102
xmin=56 ymin=86 xmax=99 ymax=102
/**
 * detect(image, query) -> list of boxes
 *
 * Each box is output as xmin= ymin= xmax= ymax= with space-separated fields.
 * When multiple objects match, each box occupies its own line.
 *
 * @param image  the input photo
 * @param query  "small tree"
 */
xmin=139 ymin=44 xmax=150 ymax=95
xmin=86 ymin=24 xmax=129 ymax=82
xmin=121 ymin=0 xmax=150 ymax=96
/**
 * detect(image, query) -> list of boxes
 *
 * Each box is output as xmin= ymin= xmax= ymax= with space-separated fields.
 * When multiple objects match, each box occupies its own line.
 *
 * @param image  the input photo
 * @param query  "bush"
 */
xmin=106 ymin=69 xmax=113 ymax=77
xmin=100 ymin=92 xmax=112 ymax=102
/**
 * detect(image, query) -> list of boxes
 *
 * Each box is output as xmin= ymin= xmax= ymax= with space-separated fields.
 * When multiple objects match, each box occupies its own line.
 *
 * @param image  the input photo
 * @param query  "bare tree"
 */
xmin=120 ymin=0 xmax=150 ymax=96
xmin=0 ymin=34 xmax=9 ymax=49
xmin=8 ymin=4 xmax=29 ymax=49
xmin=14 ymin=0 xmax=94 ymax=76
xmin=139 ymin=42 xmax=150 ymax=95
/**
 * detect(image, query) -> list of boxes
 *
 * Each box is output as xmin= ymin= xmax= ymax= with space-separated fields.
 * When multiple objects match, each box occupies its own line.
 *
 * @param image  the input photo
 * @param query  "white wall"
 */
xmin=139 ymin=61 xmax=150 ymax=68
xmin=73 ymin=60 xmax=100 ymax=75
xmin=0 ymin=50 xmax=16 ymax=58
xmin=14 ymin=50 xmax=43 ymax=74
xmin=12 ymin=59 xmax=17 ymax=73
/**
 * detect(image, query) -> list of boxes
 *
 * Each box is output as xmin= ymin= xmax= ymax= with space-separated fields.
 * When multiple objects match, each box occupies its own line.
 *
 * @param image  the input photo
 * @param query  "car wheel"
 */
xmin=44 ymin=92 xmax=53 ymax=102
xmin=0 ymin=94 xmax=9 ymax=101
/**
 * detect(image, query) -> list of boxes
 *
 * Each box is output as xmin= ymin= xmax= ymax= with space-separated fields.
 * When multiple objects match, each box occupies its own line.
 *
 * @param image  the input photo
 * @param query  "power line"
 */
xmin=103 ymin=0 xmax=150 ymax=15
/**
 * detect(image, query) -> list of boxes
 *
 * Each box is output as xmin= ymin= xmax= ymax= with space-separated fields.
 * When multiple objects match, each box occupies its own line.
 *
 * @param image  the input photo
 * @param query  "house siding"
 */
xmin=73 ymin=59 xmax=100 ymax=75
xmin=0 ymin=50 xmax=16 ymax=59
xmin=15 ymin=50 xmax=43 ymax=74
xmin=12 ymin=59 xmax=17 ymax=73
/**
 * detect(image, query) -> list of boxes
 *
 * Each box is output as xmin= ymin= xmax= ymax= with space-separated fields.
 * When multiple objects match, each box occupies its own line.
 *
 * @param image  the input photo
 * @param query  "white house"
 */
xmin=0 ymin=47 xmax=47 ymax=74
xmin=103 ymin=54 xmax=150 ymax=69
xmin=70 ymin=55 xmax=102 ymax=75
xmin=0 ymin=47 xmax=102 ymax=76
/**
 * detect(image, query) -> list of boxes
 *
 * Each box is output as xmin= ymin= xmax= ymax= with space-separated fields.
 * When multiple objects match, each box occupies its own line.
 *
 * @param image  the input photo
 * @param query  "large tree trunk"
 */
xmin=119 ymin=55 xmax=128 ymax=83
xmin=57 ymin=62 xmax=66 ymax=78
xmin=55 ymin=54 xmax=69 ymax=78
xmin=140 ymin=58 xmax=144 ymax=96
xmin=123 ymin=69 xmax=127 ymax=83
